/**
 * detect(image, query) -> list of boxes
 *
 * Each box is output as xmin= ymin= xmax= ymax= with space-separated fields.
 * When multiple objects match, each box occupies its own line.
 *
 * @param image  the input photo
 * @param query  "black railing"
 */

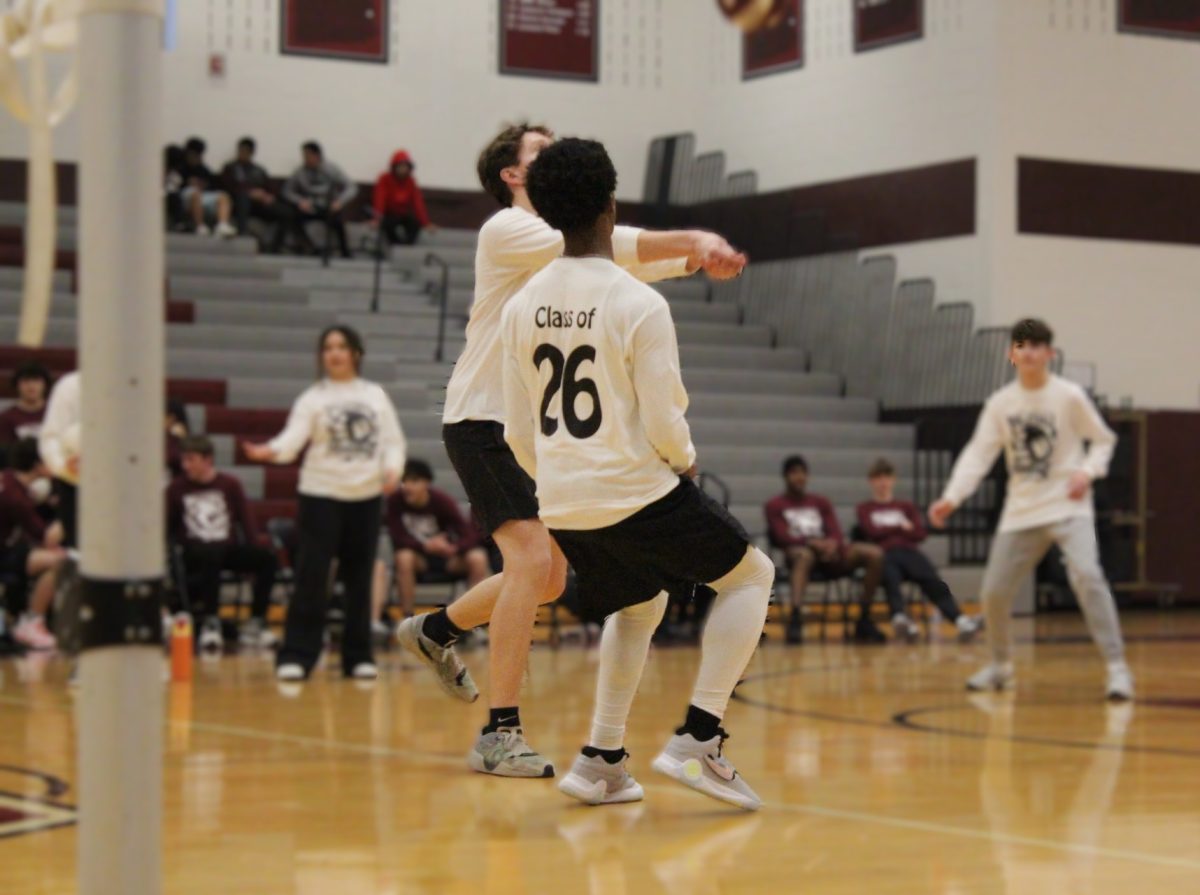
xmin=425 ymin=252 xmax=451 ymax=362
xmin=369 ymin=227 xmax=386 ymax=313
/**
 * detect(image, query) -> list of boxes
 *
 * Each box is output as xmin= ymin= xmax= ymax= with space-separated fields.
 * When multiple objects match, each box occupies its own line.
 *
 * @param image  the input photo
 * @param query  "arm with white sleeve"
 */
xmin=376 ymin=388 xmax=408 ymax=482
xmin=266 ymin=389 xmax=318 ymax=464
xmin=38 ymin=372 xmax=80 ymax=481
xmin=1071 ymin=388 xmax=1117 ymax=480
xmin=940 ymin=398 xmax=1007 ymax=509
xmin=629 ymin=298 xmax=697 ymax=474
xmin=501 ymin=311 xmax=539 ymax=479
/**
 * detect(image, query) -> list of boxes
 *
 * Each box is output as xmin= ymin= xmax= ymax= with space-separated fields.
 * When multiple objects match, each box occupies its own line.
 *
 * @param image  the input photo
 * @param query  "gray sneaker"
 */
xmin=966 ymin=661 xmax=1015 ymax=692
xmin=468 ymin=728 xmax=554 ymax=778
xmin=396 ymin=615 xmax=478 ymax=703
xmin=559 ymin=752 xmax=644 ymax=806
xmin=651 ymin=731 xmax=762 ymax=811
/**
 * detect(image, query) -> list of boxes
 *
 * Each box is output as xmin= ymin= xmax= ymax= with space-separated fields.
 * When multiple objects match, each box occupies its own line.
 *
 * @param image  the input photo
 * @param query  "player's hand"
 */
xmin=928 ymin=499 xmax=956 ymax=529
xmin=689 ymin=233 xmax=747 ymax=281
xmin=1067 ymin=470 xmax=1092 ymax=501
xmin=381 ymin=469 xmax=400 ymax=496
xmin=425 ymin=534 xmax=455 ymax=557
xmin=66 ymin=456 xmax=81 ymax=478
xmin=243 ymin=442 xmax=274 ymax=463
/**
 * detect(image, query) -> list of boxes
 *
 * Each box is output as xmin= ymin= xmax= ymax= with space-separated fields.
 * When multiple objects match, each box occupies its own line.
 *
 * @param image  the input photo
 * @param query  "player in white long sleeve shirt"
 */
xmin=398 ymin=122 xmax=748 ymax=779
xmin=38 ymin=371 xmax=81 ymax=547
xmin=501 ymin=138 xmax=772 ymax=810
xmin=245 ymin=326 xmax=406 ymax=683
xmin=929 ymin=319 xmax=1131 ymax=700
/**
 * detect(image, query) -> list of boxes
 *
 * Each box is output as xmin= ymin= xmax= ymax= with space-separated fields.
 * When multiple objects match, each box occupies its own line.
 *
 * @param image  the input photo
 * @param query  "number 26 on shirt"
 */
xmin=534 ymin=344 xmax=602 ymax=439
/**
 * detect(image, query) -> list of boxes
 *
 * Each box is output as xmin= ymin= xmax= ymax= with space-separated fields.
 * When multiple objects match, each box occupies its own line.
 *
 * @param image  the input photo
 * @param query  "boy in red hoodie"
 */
xmin=371 ymin=150 xmax=438 ymax=246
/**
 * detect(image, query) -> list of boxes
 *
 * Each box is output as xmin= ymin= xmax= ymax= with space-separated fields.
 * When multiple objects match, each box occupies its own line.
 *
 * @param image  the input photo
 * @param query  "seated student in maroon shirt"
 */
xmin=386 ymin=459 xmax=490 ymax=618
xmin=166 ymin=435 xmax=279 ymax=651
xmin=1 ymin=439 xmax=66 ymax=651
xmin=764 ymin=455 xmax=885 ymax=645
xmin=857 ymin=458 xmax=983 ymax=642
xmin=0 ymin=363 xmax=52 ymax=460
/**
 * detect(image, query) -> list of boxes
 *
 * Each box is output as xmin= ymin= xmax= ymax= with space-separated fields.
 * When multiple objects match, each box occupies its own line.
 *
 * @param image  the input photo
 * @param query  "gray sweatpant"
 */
xmin=980 ymin=515 xmax=1125 ymax=665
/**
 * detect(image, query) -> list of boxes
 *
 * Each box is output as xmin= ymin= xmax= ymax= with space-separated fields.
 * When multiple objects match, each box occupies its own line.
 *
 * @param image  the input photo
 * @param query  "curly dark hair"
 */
xmin=525 ymin=138 xmax=616 ymax=237
xmin=477 ymin=122 xmax=553 ymax=207
xmin=1010 ymin=317 xmax=1054 ymax=346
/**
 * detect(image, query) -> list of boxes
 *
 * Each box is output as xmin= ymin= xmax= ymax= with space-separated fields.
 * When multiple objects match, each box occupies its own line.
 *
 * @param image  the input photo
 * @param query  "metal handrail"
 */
xmin=425 ymin=252 xmax=451 ymax=362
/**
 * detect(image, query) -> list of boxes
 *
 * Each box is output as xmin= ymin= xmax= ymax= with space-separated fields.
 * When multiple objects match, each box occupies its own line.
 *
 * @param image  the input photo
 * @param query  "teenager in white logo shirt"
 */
xmin=502 ymin=138 xmax=772 ymax=810
xmin=396 ymin=123 xmax=748 ymax=778
xmin=929 ymin=318 xmax=1132 ymax=701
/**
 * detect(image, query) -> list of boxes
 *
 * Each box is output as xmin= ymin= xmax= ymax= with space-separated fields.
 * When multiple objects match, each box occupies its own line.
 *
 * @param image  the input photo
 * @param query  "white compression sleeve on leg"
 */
xmin=588 ymin=591 xmax=670 ymax=750
xmin=691 ymin=547 xmax=774 ymax=719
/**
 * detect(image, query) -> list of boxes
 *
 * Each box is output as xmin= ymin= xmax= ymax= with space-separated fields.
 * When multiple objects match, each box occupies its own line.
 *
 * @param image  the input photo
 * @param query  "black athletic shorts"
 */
xmin=442 ymin=421 xmax=539 ymax=538
xmin=550 ymin=479 xmax=750 ymax=622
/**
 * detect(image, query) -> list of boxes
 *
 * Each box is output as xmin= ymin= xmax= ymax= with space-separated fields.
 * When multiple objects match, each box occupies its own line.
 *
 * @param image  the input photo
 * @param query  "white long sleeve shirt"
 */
xmin=267 ymin=378 xmax=406 ymax=502
xmin=39 ymin=371 xmax=81 ymax=484
xmin=941 ymin=375 xmax=1116 ymax=533
xmin=443 ymin=206 xmax=690 ymax=425
xmin=501 ymin=256 xmax=695 ymax=531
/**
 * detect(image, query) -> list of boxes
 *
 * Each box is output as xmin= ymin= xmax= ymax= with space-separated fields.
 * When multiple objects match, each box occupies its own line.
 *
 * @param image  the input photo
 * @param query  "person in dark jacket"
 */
xmin=180 ymin=137 xmax=236 ymax=238
xmin=282 ymin=141 xmax=358 ymax=258
xmin=370 ymin=149 xmax=438 ymax=247
xmin=220 ymin=137 xmax=298 ymax=253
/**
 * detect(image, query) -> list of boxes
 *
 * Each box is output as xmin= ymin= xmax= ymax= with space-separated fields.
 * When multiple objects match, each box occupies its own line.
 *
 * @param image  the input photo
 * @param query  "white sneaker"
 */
xmin=892 ymin=613 xmax=920 ymax=642
xmin=651 ymin=730 xmax=762 ymax=811
xmin=1105 ymin=662 xmax=1134 ymax=702
xmin=198 ymin=617 xmax=223 ymax=653
xmin=276 ymin=663 xmax=306 ymax=682
xmin=350 ymin=662 xmax=378 ymax=681
xmin=559 ymin=751 xmax=644 ymax=806
xmin=239 ymin=619 xmax=277 ymax=650
xmin=966 ymin=662 xmax=1015 ymax=692
xmin=956 ymin=614 xmax=985 ymax=642
xmin=214 ymin=221 xmax=237 ymax=238
xmin=194 ymin=224 xmax=211 ymax=237
xmin=371 ymin=620 xmax=393 ymax=644
xmin=14 ymin=615 xmax=56 ymax=651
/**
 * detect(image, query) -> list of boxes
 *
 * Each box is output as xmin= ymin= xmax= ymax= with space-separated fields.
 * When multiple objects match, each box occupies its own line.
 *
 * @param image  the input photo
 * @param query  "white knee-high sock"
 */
xmin=588 ymin=591 xmax=670 ymax=750
xmin=690 ymin=547 xmax=774 ymax=719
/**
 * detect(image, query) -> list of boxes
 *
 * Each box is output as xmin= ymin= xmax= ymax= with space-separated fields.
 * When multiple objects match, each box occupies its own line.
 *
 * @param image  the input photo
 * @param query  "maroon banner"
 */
xmin=1119 ymin=0 xmax=1200 ymax=40
xmin=742 ymin=0 xmax=803 ymax=80
xmin=854 ymin=0 xmax=922 ymax=52
xmin=500 ymin=0 xmax=599 ymax=82
xmin=280 ymin=0 xmax=388 ymax=63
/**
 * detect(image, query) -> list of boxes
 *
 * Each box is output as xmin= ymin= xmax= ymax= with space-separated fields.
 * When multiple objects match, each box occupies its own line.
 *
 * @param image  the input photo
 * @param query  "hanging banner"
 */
xmin=500 ymin=0 xmax=599 ymax=82
xmin=854 ymin=0 xmax=922 ymax=53
xmin=743 ymin=0 xmax=803 ymax=80
xmin=1119 ymin=0 xmax=1200 ymax=40
xmin=281 ymin=0 xmax=389 ymax=64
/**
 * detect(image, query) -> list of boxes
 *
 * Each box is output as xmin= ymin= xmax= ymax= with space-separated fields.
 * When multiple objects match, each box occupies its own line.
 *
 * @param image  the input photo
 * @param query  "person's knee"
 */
xmin=540 ymin=545 xmax=568 ymax=604
xmin=859 ymin=545 xmax=884 ymax=570
xmin=395 ymin=549 xmax=418 ymax=574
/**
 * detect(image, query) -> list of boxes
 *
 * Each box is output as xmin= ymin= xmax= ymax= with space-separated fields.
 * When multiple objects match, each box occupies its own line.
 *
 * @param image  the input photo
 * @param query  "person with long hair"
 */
xmin=244 ymin=326 xmax=405 ymax=682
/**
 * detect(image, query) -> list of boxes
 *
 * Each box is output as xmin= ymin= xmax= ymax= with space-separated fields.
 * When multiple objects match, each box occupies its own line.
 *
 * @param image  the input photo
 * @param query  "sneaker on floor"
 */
xmin=396 ymin=614 xmax=478 ymax=703
xmin=853 ymin=617 xmax=887 ymax=644
xmin=214 ymin=221 xmax=237 ymax=238
xmin=966 ymin=662 xmax=1015 ymax=692
xmin=239 ymin=618 xmax=278 ymax=650
xmin=349 ymin=662 xmax=378 ymax=681
xmin=13 ymin=615 xmax=56 ymax=651
xmin=559 ymin=751 xmax=644 ymax=806
xmin=892 ymin=613 xmax=921 ymax=643
xmin=1105 ymin=661 xmax=1134 ymax=702
xmin=651 ymin=730 xmax=762 ymax=811
xmin=955 ymin=614 xmax=985 ymax=643
xmin=194 ymin=224 xmax=211 ymax=237
xmin=198 ymin=617 xmax=223 ymax=653
xmin=371 ymin=619 xmax=393 ymax=645
xmin=785 ymin=610 xmax=803 ymax=645
xmin=468 ymin=727 xmax=554 ymax=778
xmin=275 ymin=662 xmax=306 ymax=682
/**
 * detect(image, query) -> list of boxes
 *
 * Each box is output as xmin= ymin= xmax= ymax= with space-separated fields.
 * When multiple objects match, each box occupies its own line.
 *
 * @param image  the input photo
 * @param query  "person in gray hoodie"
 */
xmin=283 ymin=140 xmax=359 ymax=258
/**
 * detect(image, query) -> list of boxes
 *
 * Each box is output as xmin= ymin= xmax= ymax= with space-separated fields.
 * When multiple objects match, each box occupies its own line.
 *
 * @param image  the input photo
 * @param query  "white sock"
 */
xmin=690 ymin=547 xmax=774 ymax=719
xmin=588 ymin=591 xmax=669 ymax=750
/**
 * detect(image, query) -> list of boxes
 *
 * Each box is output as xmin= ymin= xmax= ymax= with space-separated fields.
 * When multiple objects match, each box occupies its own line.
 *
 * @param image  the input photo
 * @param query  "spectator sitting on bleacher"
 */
xmin=166 ymin=436 xmax=279 ymax=651
xmin=857 ymin=458 xmax=983 ymax=643
xmin=3 ymin=439 xmax=65 ymax=651
xmin=180 ymin=137 xmax=236 ymax=239
xmin=0 ymin=362 xmax=52 ymax=456
xmin=765 ymin=455 xmax=886 ymax=645
xmin=386 ymin=459 xmax=490 ymax=618
xmin=220 ymin=137 xmax=297 ymax=254
xmin=370 ymin=150 xmax=438 ymax=247
xmin=282 ymin=141 xmax=357 ymax=259
xmin=164 ymin=144 xmax=187 ymax=230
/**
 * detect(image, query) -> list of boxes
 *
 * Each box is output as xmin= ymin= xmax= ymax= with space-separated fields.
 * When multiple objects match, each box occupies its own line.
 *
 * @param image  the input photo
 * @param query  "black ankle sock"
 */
xmin=422 ymin=609 xmax=464 ymax=648
xmin=676 ymin=705 xmax=722 ymax=742
xmin=582 ymin=746 xmax=627 ymax=765
xmin=483 ymin=706 xmax=521 ymax=734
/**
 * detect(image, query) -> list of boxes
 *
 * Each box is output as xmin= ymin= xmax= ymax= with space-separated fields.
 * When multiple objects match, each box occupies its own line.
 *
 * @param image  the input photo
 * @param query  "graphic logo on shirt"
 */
xmin=783 ymin=507 xmax=824 ymax=539
xmin=870 ymin=509 xmax=909 ymax=529
xmin=402 ymin=512 xmax=440 ymax=542
xmin=183 ymin=491 xmax=231 ymax=543
xmin=324 ymin=402 xmax=379 ymax=460
xmin=1006 ymin=412 xmax=1058 ymax=479
xmin=15 ymin=422 xmax=41 ymax=440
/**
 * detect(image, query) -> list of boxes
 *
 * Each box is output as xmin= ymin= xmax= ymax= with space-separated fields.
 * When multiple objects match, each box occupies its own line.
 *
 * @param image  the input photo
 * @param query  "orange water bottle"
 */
xmin=170 ymin=612 xmax=193 ymax=683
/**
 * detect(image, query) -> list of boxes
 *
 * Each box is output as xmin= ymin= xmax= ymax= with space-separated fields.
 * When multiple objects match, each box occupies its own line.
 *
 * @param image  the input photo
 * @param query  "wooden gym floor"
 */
xmin=1 ymin=612 xmax=1199 ymax=894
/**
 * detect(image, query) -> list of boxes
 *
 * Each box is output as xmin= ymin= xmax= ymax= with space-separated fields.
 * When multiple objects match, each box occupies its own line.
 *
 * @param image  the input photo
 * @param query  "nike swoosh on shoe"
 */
xmin=703 ymin=754 xmax=737 ymax=782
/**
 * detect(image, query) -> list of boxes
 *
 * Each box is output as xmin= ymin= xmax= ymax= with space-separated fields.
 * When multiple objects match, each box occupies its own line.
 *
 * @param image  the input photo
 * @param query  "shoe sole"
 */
xmin=467 ymin=750 xmax=554 ymax=779
xmin=1106 ymin=689 xmax=1133 ymax=702
xmin=559 ymin=772 xmax=644 ymax=806
xmin=397 ymin=624 xmax=479 ymax=703
xmin=965 ymin=677 xmax=1014 ymax=692
xmin=650 ymin=752 xmax=762 ymax=811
